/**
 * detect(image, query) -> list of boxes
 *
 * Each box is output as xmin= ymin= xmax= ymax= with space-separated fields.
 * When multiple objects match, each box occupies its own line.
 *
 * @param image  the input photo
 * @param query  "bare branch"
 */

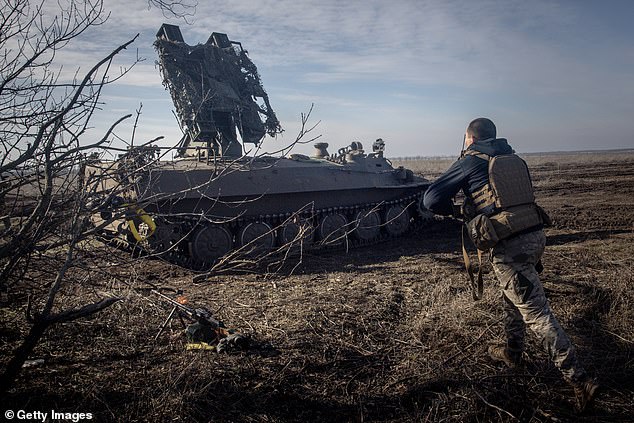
xmin=48 ymin=296 xmax=121 ymax=323
xmin=148 ymin=0 xmax=197 ymax=20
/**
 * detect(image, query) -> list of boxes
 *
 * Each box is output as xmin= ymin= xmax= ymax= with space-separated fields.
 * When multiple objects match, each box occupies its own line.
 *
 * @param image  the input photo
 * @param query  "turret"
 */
xmin=155 ymin=24 xmax=282 ymax=158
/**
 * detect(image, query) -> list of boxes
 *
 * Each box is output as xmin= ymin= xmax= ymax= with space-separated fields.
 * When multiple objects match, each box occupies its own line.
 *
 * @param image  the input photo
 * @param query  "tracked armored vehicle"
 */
xmin=87 ymin=24 xmax=432 ymax=268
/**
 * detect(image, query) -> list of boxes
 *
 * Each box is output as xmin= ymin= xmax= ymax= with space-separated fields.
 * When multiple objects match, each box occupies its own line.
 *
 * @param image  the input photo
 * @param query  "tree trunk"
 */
xmin=0 ymin=320 xmax=49 ymax=394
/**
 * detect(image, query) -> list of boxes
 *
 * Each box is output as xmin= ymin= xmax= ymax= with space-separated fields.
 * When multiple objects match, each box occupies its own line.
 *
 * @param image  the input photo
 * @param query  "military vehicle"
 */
xmin=87 ymin=24 xmax=432 ymax=268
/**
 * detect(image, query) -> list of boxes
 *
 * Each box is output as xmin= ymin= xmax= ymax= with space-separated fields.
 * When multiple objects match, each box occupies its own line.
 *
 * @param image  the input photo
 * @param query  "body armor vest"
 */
xmin=463 ymin=150 xmax=544 ymax=242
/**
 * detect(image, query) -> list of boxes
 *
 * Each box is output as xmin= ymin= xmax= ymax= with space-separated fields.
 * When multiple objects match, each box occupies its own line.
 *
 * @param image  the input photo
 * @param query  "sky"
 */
xmin=46 ymin=0 xmax=634 ymax=157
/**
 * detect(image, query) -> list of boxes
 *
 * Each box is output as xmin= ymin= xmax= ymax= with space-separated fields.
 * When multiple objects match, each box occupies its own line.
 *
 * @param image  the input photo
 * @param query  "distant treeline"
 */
xmin=390 ymin=148 xmax=634 ymax=161
xmin=389 ymin=155 xmax=456 ymax=161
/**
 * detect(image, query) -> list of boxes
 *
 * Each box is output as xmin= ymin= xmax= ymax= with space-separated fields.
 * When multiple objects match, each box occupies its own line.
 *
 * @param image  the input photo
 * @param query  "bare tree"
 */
xmin=0 ymin=0 xmax=407 ymax=397
xmin=0 ymin=0 xmax=145 ymax=392
xmin=147 ymin=0 xmax=197 ymax=20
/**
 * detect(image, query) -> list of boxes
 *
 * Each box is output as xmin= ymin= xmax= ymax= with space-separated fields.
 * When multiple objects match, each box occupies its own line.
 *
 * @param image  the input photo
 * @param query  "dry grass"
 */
xmin=1 ymin=150 xmax=633 ymax=422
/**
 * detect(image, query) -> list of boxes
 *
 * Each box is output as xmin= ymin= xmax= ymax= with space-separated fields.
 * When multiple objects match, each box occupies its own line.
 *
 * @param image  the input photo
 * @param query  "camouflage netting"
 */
xmin=154 ymin=35 xmax=282 ymax=148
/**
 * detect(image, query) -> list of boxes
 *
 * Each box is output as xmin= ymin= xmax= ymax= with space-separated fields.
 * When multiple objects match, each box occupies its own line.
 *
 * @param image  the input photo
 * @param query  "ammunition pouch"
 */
xmin=466 ymin=214 xmax=499 ymax=250
xmin=466 ymin=203 xmax=545 ymax=250
xmin=490 ymin=204 xmax=544 ymax=240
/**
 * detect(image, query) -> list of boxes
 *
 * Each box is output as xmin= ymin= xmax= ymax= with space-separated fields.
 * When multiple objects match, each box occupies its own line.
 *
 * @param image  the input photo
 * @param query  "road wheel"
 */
xmin=147 ymin=221 xmax=182 ymax=255
xmin=353 ymin=210 xmax=381 ymax=241
xmin=190 ymin=224 xmax=233 ymax=264
xmin=239 ymin=222 xmax=275 ymax=254
xmin=278 ymin=219 xmax=313 ymax=247
xmin=385 ymin=205 xmax=409 ymax=237
xmin=318 ymin=213 xmax=347 ymax=245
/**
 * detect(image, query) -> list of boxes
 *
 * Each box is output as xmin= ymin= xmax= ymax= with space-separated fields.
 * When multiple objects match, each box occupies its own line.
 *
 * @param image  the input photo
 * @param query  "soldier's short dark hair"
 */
xmin=467 ymin=118 xmax=496 ymax=141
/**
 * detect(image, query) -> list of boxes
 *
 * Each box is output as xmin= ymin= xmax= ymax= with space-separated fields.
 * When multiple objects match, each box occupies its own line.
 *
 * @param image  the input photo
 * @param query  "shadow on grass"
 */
xmin=270 ymin=218 xmax=464 ymax=276
xmin=546 ymin=229 xmax=631 ymax=246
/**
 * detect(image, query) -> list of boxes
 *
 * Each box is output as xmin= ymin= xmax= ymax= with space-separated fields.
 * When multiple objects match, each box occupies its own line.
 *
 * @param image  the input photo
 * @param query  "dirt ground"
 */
xmin=1 ymin=150 xmax=633 ymax=422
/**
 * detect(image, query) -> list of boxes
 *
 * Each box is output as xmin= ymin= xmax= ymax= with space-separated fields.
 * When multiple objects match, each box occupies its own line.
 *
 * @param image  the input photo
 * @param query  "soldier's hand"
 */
xmin=461 ymin=198 xmax=477 ymax=221
xmin=452 ymin=203 xmax=463 ymax=218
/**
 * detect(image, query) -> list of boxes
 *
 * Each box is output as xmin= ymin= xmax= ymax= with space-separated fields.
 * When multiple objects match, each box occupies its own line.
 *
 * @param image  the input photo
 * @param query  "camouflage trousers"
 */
xmin=491 ymin=230 xmax=587 ymax=384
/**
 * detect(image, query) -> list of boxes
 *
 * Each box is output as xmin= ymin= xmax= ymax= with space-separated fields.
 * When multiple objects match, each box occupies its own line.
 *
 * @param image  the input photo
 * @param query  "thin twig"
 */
xmin=442 ymin=317 xmax=503 ymax=365
xmin=474 ymin=390 xmax=519 ymax=421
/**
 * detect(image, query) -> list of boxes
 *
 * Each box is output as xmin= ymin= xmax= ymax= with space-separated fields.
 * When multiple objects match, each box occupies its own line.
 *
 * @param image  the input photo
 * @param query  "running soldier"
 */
xmin=423 ymin=117 xmax=598 ymax=412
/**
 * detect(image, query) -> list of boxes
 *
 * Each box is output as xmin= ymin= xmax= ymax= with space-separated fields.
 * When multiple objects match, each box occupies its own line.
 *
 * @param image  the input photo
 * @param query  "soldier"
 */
xmin=422 ymin=118 xmax=598 ymax=412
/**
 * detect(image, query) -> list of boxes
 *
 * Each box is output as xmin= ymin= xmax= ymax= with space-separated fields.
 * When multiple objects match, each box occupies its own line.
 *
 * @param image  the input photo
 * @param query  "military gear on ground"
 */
xmin=153 ymin=289 xmax=247 ymax=352
xmin=216 ymin=333 xmax=249 ymax=353
xmin=573 ymin=379 xmax=599 ymax=413
xmin=186 ymin=342 xmax=216 ymax=351
xmin=185 ymin=334 xmax=249 ymax=353
xmin=186 ymin=322 xmax=219 ymax=343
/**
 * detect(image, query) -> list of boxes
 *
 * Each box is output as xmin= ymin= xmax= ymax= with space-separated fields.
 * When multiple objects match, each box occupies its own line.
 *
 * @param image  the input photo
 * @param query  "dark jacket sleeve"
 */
xmin=422 ymin=160 xmax=467 ymax=216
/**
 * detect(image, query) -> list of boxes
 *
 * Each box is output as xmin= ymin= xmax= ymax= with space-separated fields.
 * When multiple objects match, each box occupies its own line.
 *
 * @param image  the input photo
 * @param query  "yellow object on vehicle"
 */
xmin=126 ymin=205 xmax=156 ymax=242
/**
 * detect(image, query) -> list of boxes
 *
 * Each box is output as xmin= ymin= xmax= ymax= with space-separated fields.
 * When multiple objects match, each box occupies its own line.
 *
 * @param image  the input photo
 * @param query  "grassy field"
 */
xmin=1 ymin=150 xmax=633 ymax=422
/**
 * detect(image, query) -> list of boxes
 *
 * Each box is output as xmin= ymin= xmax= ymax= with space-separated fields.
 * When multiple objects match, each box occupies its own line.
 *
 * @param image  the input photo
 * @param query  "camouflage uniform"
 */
xmin=491 ymin=229 xmax=587 ymax=383
xmin=424 ymin=128 xmax=597 ymax=409
xmin=423 ymin=136 xmax=590 ymax=384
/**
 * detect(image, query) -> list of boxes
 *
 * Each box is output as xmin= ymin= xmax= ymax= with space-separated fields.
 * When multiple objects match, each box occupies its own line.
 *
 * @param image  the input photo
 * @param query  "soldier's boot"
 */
xmin=572 ymin=379 xmax=599 ymax=413
xmin=488 ymin=344 xmax=522 ymax=368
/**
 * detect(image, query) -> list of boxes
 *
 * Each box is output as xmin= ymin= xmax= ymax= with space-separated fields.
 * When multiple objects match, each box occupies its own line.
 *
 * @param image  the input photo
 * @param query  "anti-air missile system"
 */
xmin=87 ymin=24 xmax=432 ymax=268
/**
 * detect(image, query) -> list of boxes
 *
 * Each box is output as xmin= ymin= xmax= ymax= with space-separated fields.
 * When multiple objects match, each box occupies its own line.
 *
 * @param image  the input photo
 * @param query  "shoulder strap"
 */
xmin=461 ymin=149 xmax=491 ymax=161
xmin=461 ymin=225 xmax=484 ymax=300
